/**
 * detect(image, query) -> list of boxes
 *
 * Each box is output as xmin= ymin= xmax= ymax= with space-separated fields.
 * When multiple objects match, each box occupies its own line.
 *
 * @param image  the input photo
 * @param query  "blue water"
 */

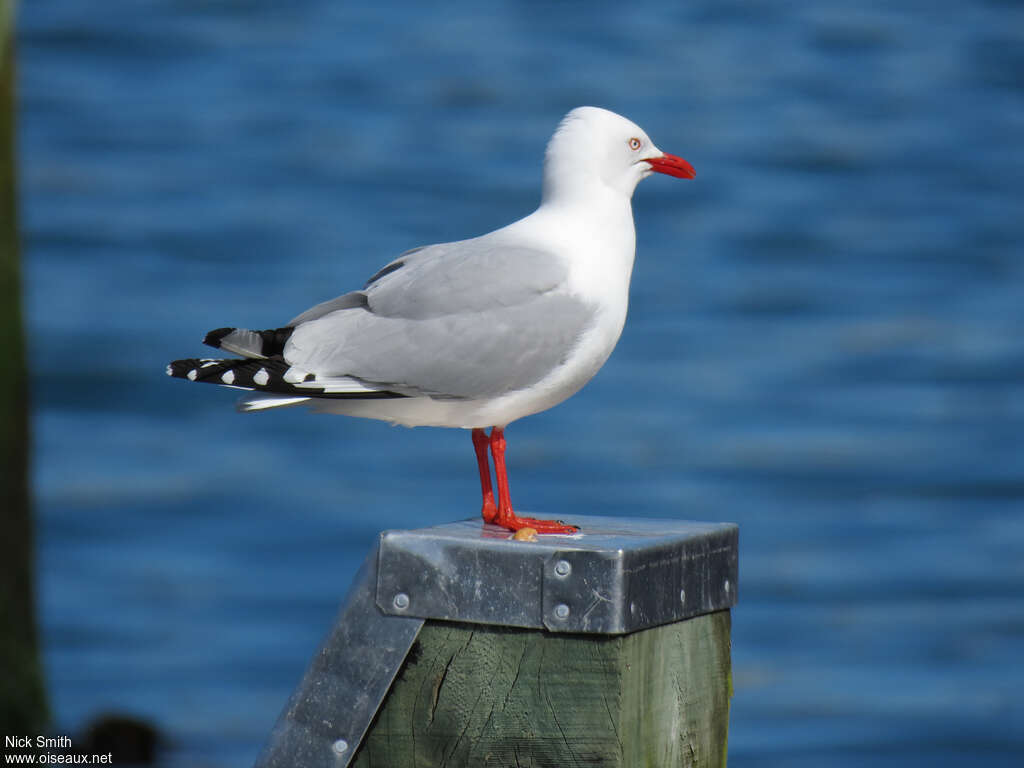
xmin=17 ymin=1 xmax=1024 ymax=765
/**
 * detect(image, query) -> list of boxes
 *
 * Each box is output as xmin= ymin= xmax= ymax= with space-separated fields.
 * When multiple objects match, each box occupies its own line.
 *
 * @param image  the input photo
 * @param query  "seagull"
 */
xmin=168 ymin=106 xmax=694 ymax=534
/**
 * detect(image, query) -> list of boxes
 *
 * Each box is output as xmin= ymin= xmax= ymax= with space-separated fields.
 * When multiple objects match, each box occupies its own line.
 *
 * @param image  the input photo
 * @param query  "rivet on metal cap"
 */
xmin=554 ymin=560 xmax=572 ymax=577
xmin=332 ymin=738 xmax=349 ymax=755
xmin=392 ymin=592 xmax=410 ymax=610
xmin=679 ymin=589 xmax=686 ymax=604
xmin=553 ymin=603 xmax=570 ymax=620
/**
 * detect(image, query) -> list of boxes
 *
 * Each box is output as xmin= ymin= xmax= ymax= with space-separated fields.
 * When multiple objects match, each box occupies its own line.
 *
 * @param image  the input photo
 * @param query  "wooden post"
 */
xmin=0 ymin=0 xmax=49 ymax=735
xmin=352 ymin=613 xmax=731 ymax=767
xmin=255 ymin=516 xmax=737 ymax=768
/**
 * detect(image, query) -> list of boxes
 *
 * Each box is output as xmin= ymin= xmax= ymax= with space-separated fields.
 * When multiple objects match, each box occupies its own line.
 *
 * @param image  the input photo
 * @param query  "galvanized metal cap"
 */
xmin=376 ymin=515 xmax=738 ymax=634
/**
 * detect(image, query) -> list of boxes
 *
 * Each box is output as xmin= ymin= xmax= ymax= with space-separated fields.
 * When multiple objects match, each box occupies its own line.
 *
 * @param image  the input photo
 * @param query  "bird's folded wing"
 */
xmin=361 ymin=237 xmax=568 ymax=318
xmin=284 ymin=239 xmax=597 ymax=399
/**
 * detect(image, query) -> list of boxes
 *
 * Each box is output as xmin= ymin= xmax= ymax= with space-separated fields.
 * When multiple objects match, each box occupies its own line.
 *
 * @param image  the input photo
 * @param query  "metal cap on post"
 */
xmin=254 ymin=515 xmax=739 ymax=768
xmin=376 ymin=516 xmax=737 ymax=633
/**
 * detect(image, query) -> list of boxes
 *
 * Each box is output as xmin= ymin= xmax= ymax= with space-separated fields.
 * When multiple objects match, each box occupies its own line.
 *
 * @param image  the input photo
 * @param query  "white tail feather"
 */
xmin=238 ymin=395 xmax=311 ymax=412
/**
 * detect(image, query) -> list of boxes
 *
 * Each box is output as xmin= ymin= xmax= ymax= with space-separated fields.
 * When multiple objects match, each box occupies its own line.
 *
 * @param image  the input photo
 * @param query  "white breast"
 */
xmin=458 ymin=198 xmax=638 ymax=427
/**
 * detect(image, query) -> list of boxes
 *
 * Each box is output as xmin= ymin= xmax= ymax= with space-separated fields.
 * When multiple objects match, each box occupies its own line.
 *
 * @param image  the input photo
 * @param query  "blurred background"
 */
xmin=9 ymin=0 xmax=1024 ymax=765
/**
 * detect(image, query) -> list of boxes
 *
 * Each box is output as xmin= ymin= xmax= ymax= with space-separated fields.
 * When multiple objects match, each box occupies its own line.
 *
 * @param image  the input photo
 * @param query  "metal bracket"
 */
xmin=253 ymin=544 xmax=424 ymax=768
xmin=253 ymin=514 xmax=738 ymax=767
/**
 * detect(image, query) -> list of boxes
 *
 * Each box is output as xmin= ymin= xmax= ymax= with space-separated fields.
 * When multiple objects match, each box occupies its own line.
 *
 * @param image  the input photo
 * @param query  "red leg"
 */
xmin=472 ymin=428 xmax=498 ymax=523
xmin=489 ymin=427 xmax=578 ymax=534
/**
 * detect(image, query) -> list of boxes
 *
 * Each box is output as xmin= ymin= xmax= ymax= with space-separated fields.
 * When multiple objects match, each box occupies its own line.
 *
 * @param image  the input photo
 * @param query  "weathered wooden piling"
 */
xmin=354 ymin=614 xmax=732 ymax=767
xmin=255 ymin=516 xmax=738 ymax=768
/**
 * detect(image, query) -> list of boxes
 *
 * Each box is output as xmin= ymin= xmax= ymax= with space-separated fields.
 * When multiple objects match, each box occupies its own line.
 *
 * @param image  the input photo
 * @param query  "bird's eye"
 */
xmin=628 ymin=137 xmax=642 ymax=151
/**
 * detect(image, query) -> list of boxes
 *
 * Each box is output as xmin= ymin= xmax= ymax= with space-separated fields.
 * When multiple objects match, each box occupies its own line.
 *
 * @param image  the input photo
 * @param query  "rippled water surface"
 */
xmin=18 ymin=1 xmax=1024 ymax=765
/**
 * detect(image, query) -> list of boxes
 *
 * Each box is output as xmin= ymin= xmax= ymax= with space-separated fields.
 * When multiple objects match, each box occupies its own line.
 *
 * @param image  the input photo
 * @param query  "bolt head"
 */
xmin=554 ymin=603 xmax=570 ymax=620
xmin=332 ymin=739 xmax=349 ymax=755
xmin=393 ymin=592 xmax=410 ymax=610
xmin=554 ymin=560 xmax=571 ymax=577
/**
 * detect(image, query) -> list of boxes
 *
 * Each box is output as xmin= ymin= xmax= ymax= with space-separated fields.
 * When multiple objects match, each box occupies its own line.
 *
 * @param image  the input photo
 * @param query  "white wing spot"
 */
xmin=220 ymin=370 xmax=235 ymax=385
xmin=200 ymin=360 xmax=219 ymax=368
xmin=187 ymin=369 xmax=198 ymax=381
xmin=283 ymin=367 xmax=308 ymax=384
xmin=253 ymin=368 xmax=270 ymax=386
xmin=165 ymin=365 xmax=173 ymax=377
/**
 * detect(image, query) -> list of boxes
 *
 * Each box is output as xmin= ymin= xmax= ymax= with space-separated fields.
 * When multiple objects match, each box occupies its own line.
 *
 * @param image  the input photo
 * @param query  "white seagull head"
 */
xmin=542 ymin=106 xmax=695 ymax=205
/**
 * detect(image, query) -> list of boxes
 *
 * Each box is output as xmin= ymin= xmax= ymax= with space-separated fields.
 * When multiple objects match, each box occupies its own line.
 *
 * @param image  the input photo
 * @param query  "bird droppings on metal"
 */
xmin=511 ymin=527 xmax=538 ymax=542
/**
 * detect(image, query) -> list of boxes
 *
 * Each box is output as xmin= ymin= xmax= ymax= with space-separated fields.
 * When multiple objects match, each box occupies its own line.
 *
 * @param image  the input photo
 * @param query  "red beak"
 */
xmin=646 ymin=153 xmax=696 ymax=179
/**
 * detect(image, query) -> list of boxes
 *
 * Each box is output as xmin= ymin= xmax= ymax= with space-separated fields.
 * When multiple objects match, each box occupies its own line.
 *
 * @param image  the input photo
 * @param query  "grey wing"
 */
xmin=361 ymin=236 xmax=570 ymax=319
xmin=286 ymin=237 xmax=560 ymax=325
xmin=284 ymin=242 xmax=451 ymax=327
xmin=283 ymin=238 xmax=597 ymax=398
xmin=288 ymin=290 xmax=367 ymax=326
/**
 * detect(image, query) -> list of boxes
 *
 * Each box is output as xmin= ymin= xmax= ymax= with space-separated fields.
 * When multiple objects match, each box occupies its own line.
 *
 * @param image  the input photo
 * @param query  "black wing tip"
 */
xmin=166 ymin=357 xmax=410 ymax=399
xmin=166 ymin=358 xmax=196 ymax=379
xmin=259 ymin=327 xmax=294 ymax=357
xmin=203 ymin=327 xmax=235 ymax=349
xmin=203 ymin=326 xmax=294 ymax=356
xmin=166 ymin=357 xmax=236 ymax=382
